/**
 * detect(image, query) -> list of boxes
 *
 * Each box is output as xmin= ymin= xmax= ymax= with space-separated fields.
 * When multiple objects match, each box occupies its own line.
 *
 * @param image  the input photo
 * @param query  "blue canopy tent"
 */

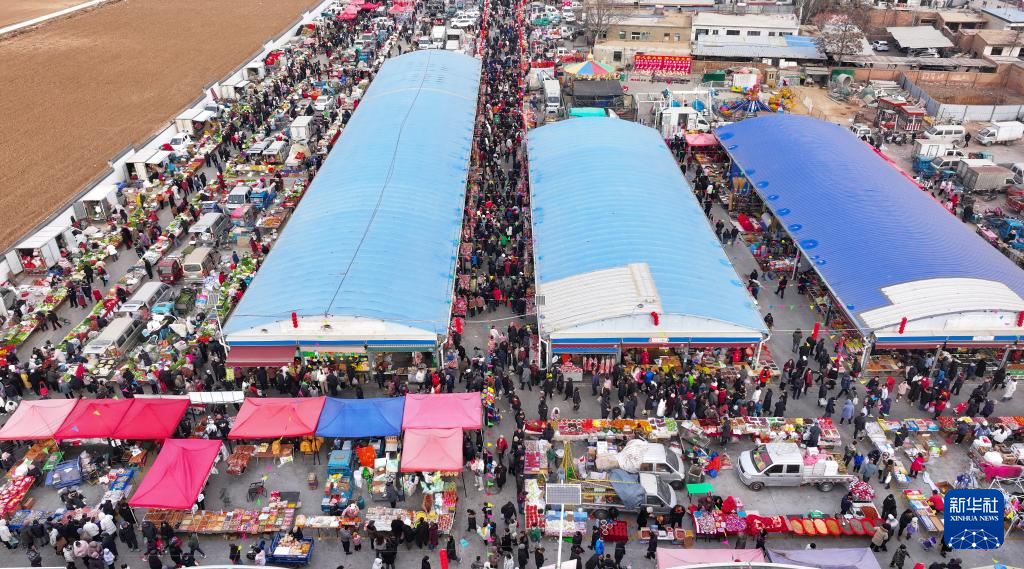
xmin=317 ymin=397 xmax=405 ymax=438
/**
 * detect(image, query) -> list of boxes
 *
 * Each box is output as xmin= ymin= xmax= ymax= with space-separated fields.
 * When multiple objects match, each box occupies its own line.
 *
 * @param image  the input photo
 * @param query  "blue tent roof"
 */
xmin=317 ymin=397 xmax=405 ymax=438
xmin=224 ymin=51 xmax=480 ymax=346
xmin=717 ymin=114 xmax=1024 ymax=337
xmin=528 ymin=118 xmax=766 ymax=344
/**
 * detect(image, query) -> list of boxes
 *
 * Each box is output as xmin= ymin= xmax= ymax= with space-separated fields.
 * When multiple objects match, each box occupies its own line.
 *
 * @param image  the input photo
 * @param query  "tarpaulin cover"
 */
xmin=225 ymin=345 xmax=296 ymax=368
xmin=657 ymin=548 xmax=764 ymax=569
xmin=228 ymin=397 xmax=326 ymax=439
xmin=608 ymin=469 xmax=644 ymax=510
xmin=400 ymin=428 xmax=463 ymax=472
xmin=128 ymin=439 xmax=221 ymax=510
xmin=317 ymin=397 xmax=405 ymax=437
xmin=767 ymin=548 xmax=883 ymax=569
xmin=54 ymin=399 xmax=134 ymax=440
xmin=402 ymin=393 xmax=481 ymax=430
xmin=110 ymin=399 xmax=189 ymax=440
xmin=0 ymin=400 xmax=76 ymax=440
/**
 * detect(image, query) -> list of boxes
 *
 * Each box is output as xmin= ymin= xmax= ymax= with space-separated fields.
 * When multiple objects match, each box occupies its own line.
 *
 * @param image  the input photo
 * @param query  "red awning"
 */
xmin=54 ymin=400 xmax=134 ymax=440
xmin=400 ymin=428 xmax=463 ymax=472
xmin=0 ymin=400 xmax=76 ymax=440
xmin=685 ymin=133 xmax=719 ymax=147
xmin=129 ymin=439 xmax=221 ymax=510
xmin=228 ymin=397 xmax=326 ymax=439
xmin=225 ymin=345 xmax=296 ymax=368
xmin=111 ymin=399 xmax=189 ymax=440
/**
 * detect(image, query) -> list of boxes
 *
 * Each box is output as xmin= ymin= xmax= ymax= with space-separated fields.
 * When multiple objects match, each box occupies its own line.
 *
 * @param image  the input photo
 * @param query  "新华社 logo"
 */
xmin=944 ymin=489 xmax=1005 ymax=550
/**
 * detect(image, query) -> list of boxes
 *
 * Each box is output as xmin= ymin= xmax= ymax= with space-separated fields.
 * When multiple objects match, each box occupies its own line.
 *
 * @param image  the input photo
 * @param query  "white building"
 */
xmin=690 ymin=12 xmax=800 ymax=42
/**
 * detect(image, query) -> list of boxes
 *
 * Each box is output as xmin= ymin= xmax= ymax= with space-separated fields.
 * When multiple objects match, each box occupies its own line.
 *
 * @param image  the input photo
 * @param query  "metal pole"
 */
xmin=555 ymin=503 xmax=565 ymax=569
xmin=790 ymin=250 xmax=800 ymax=280
xmin=753 ymin=340 xmax=764 ymax=367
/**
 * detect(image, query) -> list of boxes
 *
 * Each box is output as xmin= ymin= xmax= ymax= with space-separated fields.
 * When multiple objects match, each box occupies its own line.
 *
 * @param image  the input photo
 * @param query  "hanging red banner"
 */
xmin=632 ymin=54 xmax=692 ymax=74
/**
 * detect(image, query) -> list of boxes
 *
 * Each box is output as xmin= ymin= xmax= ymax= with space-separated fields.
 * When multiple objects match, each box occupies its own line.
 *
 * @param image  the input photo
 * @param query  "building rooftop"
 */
xmin=886 ymin=26 xmax=954 ymax=49
xmin=614 ymin=12 xmax=692 ymax=28
xmin=692 ymin=12 xmax=799 ymax=29
xmin=936 ymin=10 xmax=987 ymax=23
xmin=982 ymin=6 xmax=1024 ymax=23
xmin=693 ymin=34 xmax=824 ymax=60
xmin=973 ymin=29 xmax=1024 ymax=45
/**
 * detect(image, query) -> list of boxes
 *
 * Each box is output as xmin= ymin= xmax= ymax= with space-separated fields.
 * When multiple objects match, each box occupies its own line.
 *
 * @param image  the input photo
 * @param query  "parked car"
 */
xmin=449 ymin=16 xmax=476 ymax=28
xmin=871 ymin=40 xmax=889 ymax=51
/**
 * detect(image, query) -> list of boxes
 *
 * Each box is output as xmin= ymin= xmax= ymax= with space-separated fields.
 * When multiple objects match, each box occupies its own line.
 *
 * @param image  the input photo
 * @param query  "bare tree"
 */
xmin=582 ymin=0 xmax=625 ymax=47
xmin=813 ymin=12 xmax=867 ymax=63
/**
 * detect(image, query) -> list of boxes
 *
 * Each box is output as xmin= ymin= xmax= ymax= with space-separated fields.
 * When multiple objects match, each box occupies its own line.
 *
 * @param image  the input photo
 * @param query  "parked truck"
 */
xmin=913 ymin=149 xmax=965 ymax=177
xmin=656 ymin=106 xmax=714 ymax=138
xmin=976 ymin=121 xmax=1024 ymax=146
xmin=962 ymin=164 xmax=1014 ymax=193
xmin=576 ymin=471 xmax=678 ymax=518
xmin=913 ymin=139 xmax=951 ymax=159
xmin=737 ymin=442 xmax=856 ymax=492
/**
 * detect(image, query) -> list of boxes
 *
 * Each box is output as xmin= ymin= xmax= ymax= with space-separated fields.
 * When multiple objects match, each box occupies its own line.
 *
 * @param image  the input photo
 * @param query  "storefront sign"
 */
xmin=633 ymin=54 xmax=692 ymax=74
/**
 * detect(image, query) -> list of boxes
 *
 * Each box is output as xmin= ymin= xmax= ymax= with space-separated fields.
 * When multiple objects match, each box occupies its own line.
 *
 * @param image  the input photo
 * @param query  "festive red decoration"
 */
xmin=651 ymin=311 xmax=660 ymax=326
xmin=291 ymin=312 xmax=298 ymax=328
xmin=811 ymin=322 xmax=820 ymax=340
xmin=1017 ymin=311 xmax=1024 ymax=327
xmin=898 ymin=317 xmax=907 ymax=335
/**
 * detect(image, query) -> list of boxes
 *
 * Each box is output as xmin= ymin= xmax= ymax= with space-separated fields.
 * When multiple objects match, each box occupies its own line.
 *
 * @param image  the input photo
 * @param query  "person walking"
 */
xmin=339 ymin=527 xmax=352 ymax=554
xmin=645 ymin=531 xmax=658 ymax=560
xmin=775 ymin=276 xmax=788 ymax=298
xmin=792 ymin=330 xmax=802 ymax=353
xmin=889 ymin=544 xmax=908 ymax=569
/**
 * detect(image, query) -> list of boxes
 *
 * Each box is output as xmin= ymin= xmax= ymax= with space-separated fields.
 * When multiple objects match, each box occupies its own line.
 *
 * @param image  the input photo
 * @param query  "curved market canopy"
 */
xmin=718 ymin=115 xmax=1024 ymax=347
xmin=54 ymin=399 xmax=134 ymax=440
xmin=110 ymin=399 xmax=189 ymax=440
xmin=0 ymin=400 xmax=76 ymax=440
xmin=402 ymin=393 xmax=481 ymax=430
xmin=400 ymin=428 xmax=463 ymax=472
xmin=317 ymin=397 xmax=405 ymax=438
xmin=129 ymin=439 xmax=221 ymax=510
xmin=228 ymin=397 xmax=326 ymax=439
xmin=223 ymin=51 xmax=481 ymax=351
xmin=527 ymin=118 xmax=767 ymax=350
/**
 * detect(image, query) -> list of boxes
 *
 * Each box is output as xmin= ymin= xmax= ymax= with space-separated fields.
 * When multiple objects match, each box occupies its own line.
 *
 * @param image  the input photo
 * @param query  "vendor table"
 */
xmin=293 ymin=514 xmax=361 ymax=538
xmin=121 ymin=448 xmax=148 ymax=467
xmin=691 ymin=510 xmax=747 ymax=539
xmin=254 ymin=443 xmax=293 ymax=461
xmin=46 ymin=460 xmax=82 ymax=489
xmin=0 ymin=477 xmax=35 ymax=517
xmin=686 ymin=483 xmax=714 ymax=502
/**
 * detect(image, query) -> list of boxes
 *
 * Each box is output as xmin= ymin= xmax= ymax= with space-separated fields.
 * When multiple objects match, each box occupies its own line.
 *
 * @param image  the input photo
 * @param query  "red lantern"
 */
xmin=291 ymin=312 xmax=298 ymax=328
xmin=898 ymin=317 xmax=907 ymax=335
xmin=1017 ymin=311 xmax=1024 ymax=327
xmin=811 ymin=322 xmax=820 ymax=340
xmin=651 ymin=311 xmax=660 ymax=326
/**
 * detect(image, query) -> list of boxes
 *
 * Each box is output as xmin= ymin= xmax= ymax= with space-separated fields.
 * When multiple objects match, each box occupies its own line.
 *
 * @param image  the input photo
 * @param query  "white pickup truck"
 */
xmin=737 ymin=442 xmax=856 ymax=492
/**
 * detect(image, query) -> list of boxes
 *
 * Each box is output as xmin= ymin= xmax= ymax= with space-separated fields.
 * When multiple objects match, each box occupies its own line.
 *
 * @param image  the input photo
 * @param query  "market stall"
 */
xmin=53 ymin=399 xmax=134 ymax=440
xmin=110 ymin=398 xmax=189 ymax=440
xmin=402 ymin=393 xmax=482 ymax=430
xmin=400 ymin=428 xmax=463 ymax=472
xmin=227 ymin=397 xmax=326 ymax=439
xmin=128 ymin=439 xmax=222 ymax=510
xmin=316 ymin=396 xmax=404 ymax=438
xmin=0 ymin=400 xmax=76 ymax=440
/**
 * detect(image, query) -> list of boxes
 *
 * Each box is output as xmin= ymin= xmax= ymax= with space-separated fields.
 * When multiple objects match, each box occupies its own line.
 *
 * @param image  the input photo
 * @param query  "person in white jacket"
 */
xmin=1002 ymin=379 xmax=1017 ymax=402
xmin=99 ymin=514 xmax=117 ymax=536
xmin=0 ymin=519 xmax=13 ymax=549
xmin=81 ymin=520 xmax=100 ymax=540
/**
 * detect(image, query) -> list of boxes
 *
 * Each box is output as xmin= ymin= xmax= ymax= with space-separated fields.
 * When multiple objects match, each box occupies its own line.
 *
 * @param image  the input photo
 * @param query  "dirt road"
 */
xmin=0 ymin=0 xmax=320 ymax=250
xmin=0 ymin=0 xmax=89 ymax=28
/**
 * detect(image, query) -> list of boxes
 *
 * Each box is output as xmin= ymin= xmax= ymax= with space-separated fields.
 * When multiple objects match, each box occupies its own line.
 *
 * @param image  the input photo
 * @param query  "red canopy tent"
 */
xmin=110 ymin=399 xmax=189 ymax=440
xmin=128 ymin=439 xmax=221 ymax=510
xmin=400 ymin=428 xmax=463 ymax=472
xmin=684 ymin=133 xmax=719 ymax=148
xmin=228 ymin=397 xmax=326 ymax=439
xmin=0 ymin=400 xmax=76 ymax=440
xmin=402 ymin=393 xmax=482 ymax=430
xmin=53 ymin=399 xmax=134 ymax=440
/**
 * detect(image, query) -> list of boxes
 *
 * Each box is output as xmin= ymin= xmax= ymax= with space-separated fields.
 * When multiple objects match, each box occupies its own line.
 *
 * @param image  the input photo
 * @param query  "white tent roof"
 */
xmin=887 ymin=26 xmax=954 ymax=49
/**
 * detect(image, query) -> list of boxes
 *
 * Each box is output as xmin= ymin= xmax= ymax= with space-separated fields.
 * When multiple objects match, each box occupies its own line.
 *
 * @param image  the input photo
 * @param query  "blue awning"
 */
xmin=316 ymin=397 xmax=405 ymax=438
xmin=717 ymin=115 xmax=1024 ymax=337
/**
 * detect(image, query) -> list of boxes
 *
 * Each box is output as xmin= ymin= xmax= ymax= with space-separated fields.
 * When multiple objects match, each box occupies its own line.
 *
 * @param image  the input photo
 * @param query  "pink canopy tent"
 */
xmin=684 ymin=133 xmax=720 ymax=148
xmin=337 ymin=11 xmax=358 ymax=20
xmin=53 ymin=399 xmax=134 ymax=440
xmin=110 ymin=399 xmax=189 ymax=440
xmin=389 ymin=4 xmax=413 ymax=14
xmin=656 ymin=548 xmax=764 ymax=569
xmin=228 ymin=397 xmax=326 ymax=439
xmin=0 ymin=400 xmax=76 ymax=440
xmin=360 ymin=2 xmax=381 ymax=10
xmin=128 ymin=439 xmax=221 ymax=510
xmin=402 ymin=393 xmax=482 ymax=430
xmin=400 ymin=428 xmax=463 ymax=472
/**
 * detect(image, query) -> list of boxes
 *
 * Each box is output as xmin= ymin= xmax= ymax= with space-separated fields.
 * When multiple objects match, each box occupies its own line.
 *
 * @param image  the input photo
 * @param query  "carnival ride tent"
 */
xmin=228 ymin=397 xmax=326 ymax=439
xmin=402 ymin=393 xmax=482 ymax=430
xmin=53 ymin=399 xmax=134 ymax=440
xmin=128 ymin=439 xmax=222 ymax=510
xmin=110 ymin=399 xmax=189 ymax=440
xmin=223 ymin=51 xmax=481 ymax=353
xmin=717 ymin=115 xmax=1024 ymax=348
xmin=0 ymin=400 xmax=77 ymax=440
xmin=527 ymin=118 xmax=767 ymax=356
xmin=767 ymin=547 xmax=883 ymax=569
xmin=316 ymin=397 xmax=405 ymax=438
xmin=400 ymin=428 xmax=463 ymax=472
xmin=657 ymin=548 xmax=765 ymax=568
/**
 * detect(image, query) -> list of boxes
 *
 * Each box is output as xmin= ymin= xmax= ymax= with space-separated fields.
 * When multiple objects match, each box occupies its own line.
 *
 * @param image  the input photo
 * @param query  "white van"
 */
xmin=182 ymin=247 xmax=217 ymax=284
xmin=445 ymin=28 xmax=465 ymax=46
xmin=225 ymin=184 xmax=253 ymax=212
xmin=83 ymin=317 xmax=145 ymax=358
xmin=188 ymin=212 xmax=230 ymax=247
xmin=543 ymin=79 xmax=561 ymax=115
xmin=637 ymin=444 xmax=686 ymax=488
xmin=921 ymin=124 xmax=967 ymax=146
xmin=430 ymin=26 xmax=446 ymax=49
xmin=117 ymin=282 xmax=172 ymax=318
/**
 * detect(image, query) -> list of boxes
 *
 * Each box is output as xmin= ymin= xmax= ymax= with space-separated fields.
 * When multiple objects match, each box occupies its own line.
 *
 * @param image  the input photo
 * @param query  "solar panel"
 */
xmin=545 ymin=483 xmax=582 ymax=506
